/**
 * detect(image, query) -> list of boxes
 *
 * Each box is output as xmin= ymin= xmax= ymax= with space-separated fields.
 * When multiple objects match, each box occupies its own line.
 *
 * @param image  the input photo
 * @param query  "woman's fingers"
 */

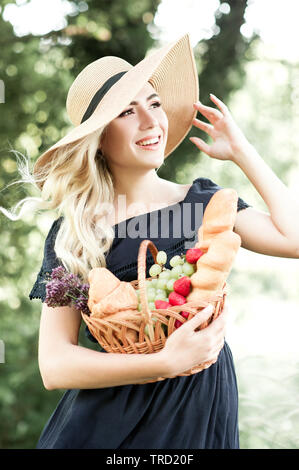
xmin=189 ymin=136 xmax=211 ymax=155
xmin=208 ymin=305 xmax=228 ymax=335
xmin=209 ymin=93 xmax=229 ymax=115
xmin=187 ymin=304 xmax=214 ymax=331
xmin=192 ymin=118 xmax=214 ymax=137
xmin=193 ymin=101 xmax=223 ymax=123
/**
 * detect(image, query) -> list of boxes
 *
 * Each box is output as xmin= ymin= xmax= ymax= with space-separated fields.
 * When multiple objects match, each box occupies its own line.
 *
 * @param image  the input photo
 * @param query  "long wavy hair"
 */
xmin=1 ymin=124 xmax=121 ymax=284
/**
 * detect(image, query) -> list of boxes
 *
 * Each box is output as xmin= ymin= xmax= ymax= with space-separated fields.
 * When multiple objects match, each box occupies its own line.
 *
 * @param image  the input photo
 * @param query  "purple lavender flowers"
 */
xmin=44 ymin=265 xmax=91 ymax=315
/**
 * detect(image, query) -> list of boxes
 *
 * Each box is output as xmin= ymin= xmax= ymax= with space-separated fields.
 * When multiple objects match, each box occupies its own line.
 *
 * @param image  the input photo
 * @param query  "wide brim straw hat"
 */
xmin=33 ymin=32 xmax=199 ymax=190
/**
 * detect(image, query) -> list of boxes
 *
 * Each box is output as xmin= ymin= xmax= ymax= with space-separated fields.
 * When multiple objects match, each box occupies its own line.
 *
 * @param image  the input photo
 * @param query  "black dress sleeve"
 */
xmin=28 ymin=216 xmax=99 ymax=345
xmin=196 ymin=177 xmax=252 ymax=212
xmin=28 ymin=216 xmax=64 ymax=303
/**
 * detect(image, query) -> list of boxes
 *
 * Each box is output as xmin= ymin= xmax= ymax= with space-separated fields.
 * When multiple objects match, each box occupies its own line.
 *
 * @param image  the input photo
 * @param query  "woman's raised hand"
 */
xmin=159 ymin=302 xmax=229 ymax=378
xmin=189 ymin=94 xmax=251 ymax=163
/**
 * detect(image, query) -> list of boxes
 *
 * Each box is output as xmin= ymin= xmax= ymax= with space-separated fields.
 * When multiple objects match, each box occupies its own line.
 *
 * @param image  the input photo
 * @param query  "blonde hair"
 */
xmin=1 ymin=125 xmax=117 ymax=284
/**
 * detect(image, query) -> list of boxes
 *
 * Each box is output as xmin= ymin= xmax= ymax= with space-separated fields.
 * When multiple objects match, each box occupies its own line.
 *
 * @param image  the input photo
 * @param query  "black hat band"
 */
xmin=80 ymin=70 xmax=129 ymax=124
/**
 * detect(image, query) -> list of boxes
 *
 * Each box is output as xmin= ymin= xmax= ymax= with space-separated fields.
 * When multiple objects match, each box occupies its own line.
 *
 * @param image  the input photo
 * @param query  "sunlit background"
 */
xmin=4 ymin=0 xmax=299 ymax=63
xmin=1 ymin=0 xmax=299 ymax=449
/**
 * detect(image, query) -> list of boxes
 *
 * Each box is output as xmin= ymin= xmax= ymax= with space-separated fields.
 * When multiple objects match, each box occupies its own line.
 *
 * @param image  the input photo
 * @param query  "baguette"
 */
xmin=186 ymin=188 xmax=241 ymax=323
xmin=196 ymin=188 xmax=238 ymax=252
xmin=187 ymin=230 xmax=241 ymax=304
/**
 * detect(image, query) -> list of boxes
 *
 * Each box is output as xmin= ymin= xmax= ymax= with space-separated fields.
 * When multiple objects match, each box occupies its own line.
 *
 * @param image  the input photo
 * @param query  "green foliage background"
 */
xmin=0 ymin=0 xmax=298 ymax=449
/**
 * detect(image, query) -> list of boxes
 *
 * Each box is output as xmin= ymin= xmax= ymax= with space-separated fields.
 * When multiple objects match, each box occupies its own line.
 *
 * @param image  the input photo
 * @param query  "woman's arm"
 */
xmin=190 ymin=94 xmax=299 ymax=258
xmin=38 ymin=303 xmax=170 ymax=390
xmin=232 ymin=144 xmax=299 ymax=258
xmin=39 ymin=302 xmax=226 ymax=390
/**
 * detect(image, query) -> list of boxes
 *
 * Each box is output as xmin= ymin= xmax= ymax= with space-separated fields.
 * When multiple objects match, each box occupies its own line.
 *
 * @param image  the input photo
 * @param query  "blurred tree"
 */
xmin=0 ymin=0 xmax=162 ymax=449
xmin=158 ymin=0 xmax=259 ymax=182
xmin=3 ymin=0 xmax=297 ymax=450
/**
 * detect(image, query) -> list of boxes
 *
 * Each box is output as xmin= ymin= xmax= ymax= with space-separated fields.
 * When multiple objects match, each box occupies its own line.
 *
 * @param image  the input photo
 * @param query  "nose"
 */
xmin=138 ymin=106 xmax=159 ymax=129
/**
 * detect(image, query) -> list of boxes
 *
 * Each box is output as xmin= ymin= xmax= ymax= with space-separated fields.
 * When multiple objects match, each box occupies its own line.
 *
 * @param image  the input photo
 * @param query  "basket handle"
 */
xmin=137 ymin=239 xmax=159 ymax=339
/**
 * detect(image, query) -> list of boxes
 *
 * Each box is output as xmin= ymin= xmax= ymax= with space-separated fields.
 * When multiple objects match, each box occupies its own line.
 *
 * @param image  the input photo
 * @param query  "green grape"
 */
xmin=159 ymin=269 xmax=171 ymax=280
xmin=147 ymin=286 xmax=156 ymax=293
xmin=148 ymin=301 xmax=156 ymax=310
xmin=182 ymin=262 xmax=195 ymax=276
xmin=146 ymin=287 xmax=156 ymax=302
xmin=166 ymin=278 xmax=175 ymax=292
xmin=157 ymin=278 xmax=168 ymax=290
xmin=180 ymin=254 xmax=185 ymax=264
xmin=155 ymin=289 xmax=167 ymax=300
xmin=149 ymin=278 xmax=158 ymax=287
xmin=149 ymin=264 xmax=162 ymax=277
xmin=156 ymin=251 xmax=167 ymax=265
xmin=137 ymin=302 xmax=142 ymax=312
xmin=169 ymin=255 xmax=182 ymax=267
xmin=171 ymin=265 xmax=183 ymax=278
xmin=156 ymin=287 xmax=166 ymax=295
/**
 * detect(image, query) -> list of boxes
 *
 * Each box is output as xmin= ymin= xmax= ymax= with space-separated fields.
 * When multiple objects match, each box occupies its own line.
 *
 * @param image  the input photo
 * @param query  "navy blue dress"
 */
xmin=29 ymin=177 xmax=251 ymax=449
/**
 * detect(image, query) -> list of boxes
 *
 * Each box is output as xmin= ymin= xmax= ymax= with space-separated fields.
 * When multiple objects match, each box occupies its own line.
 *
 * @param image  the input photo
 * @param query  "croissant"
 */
xmin=87 ymin=267 xmax=120 ymax=312
xmin=186 ymin=188 xmax=241 ymax=317
xmin=87 ymin=267 xmax=140 ymax=343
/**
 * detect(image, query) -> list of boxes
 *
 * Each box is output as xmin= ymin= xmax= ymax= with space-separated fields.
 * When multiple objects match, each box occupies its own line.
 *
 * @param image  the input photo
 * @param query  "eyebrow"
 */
xmin=129 ymin=93 xmax=160 ymax=106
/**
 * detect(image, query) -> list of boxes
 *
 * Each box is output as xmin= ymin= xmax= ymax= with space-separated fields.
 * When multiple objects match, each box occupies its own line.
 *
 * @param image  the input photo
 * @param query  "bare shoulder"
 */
xmin=165 ymin=181 xmax=192 ymax=202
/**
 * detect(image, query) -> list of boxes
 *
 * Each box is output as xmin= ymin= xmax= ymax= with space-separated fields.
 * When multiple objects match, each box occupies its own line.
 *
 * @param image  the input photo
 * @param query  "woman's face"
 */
xmin=100 ymin=82 xmax=168 ymax=170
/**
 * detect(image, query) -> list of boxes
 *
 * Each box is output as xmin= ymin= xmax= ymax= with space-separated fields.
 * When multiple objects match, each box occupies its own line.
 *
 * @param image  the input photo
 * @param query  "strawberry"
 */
xmin=174 ymin=319 xmax=182 ymax=329
xmin=185 ymin=248 xmax=204 ymax=264
xmin=181 ymin=311 xmax=190 ymax=319
xmin=168 ymin=291 xmax=186 ymax=306
xmin=173 ymin=276 xmax=191 ymax=296
xmin=154 ymin=300 xmax=171 ymax=309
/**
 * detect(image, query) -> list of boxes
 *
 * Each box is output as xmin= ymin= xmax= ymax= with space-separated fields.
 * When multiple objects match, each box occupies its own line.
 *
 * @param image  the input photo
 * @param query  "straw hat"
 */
xmin=33 ymin=33 xmax=199 ymax=189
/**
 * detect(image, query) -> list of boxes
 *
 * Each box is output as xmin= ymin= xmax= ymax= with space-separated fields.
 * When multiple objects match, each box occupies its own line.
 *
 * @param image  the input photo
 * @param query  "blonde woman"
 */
xmin=4 ymin=34 xmax=299 ymax=449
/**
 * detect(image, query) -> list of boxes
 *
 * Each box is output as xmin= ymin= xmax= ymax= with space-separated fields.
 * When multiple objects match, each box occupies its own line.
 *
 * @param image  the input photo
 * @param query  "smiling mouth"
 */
xmin=135 ymin=135 xmax=162 ymax=149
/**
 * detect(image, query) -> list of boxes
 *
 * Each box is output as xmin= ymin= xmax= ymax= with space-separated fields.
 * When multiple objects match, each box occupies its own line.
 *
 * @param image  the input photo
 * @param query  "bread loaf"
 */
xmin=187 ymin=230 xmax=241 ymax=304
xmin=196 ymin=188 xmax=238 ymax=253
xmin=186 ymin=189 xmax=241 ymax=320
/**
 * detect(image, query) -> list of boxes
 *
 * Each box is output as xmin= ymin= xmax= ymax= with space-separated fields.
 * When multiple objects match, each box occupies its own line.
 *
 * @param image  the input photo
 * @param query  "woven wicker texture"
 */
xmin=81 ymin=239 xmax=227 ymax=384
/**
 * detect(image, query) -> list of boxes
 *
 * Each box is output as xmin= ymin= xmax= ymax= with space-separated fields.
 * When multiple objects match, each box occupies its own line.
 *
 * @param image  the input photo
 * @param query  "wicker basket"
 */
xmin=81 ymin=239 xmax=227 ymax=383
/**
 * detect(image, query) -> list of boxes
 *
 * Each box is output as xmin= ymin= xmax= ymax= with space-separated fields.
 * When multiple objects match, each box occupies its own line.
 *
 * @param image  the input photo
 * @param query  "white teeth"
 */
xmin=137 ymin=137 xmax=160 ymax=146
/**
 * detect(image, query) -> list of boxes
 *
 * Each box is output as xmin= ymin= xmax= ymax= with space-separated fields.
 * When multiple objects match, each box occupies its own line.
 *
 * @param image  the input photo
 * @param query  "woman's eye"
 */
xmin=119 ymin=101 xmax=161 ymax=117
xmin=152 ymin=101 xmax=162 ymax=109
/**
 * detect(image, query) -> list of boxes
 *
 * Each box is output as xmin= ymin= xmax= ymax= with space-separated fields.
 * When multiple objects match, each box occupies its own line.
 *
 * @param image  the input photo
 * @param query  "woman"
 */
xmin=6 ymin=33 xmax=299 ymax=449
